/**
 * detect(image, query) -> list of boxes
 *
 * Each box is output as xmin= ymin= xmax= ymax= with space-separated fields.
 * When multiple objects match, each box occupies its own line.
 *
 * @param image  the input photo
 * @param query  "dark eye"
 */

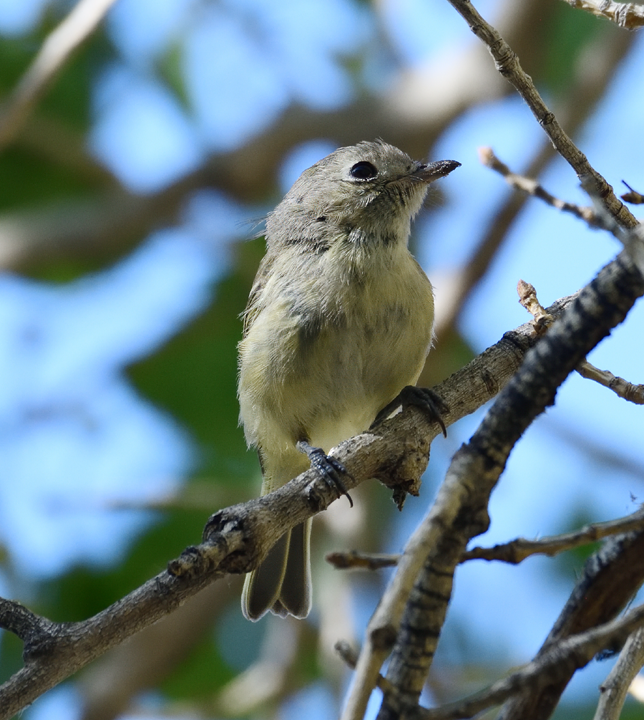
xmin=349 ymin=161 xmax=378 ymax=180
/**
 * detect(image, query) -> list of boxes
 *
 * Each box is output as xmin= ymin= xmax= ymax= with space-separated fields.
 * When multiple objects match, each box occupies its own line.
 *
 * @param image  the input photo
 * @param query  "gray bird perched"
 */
xmin=238 ymin=139 xmax=460 ymax=620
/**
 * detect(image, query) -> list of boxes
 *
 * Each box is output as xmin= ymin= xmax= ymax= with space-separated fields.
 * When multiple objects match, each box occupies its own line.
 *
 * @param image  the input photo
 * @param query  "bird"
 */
xmin=238 ymin=139 xmax=460 ymax=620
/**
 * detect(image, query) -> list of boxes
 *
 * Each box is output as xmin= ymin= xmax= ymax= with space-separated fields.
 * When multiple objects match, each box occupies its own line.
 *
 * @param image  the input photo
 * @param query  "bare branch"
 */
xmin=562 ymin=0 xmax=644 ymax=29
xmin=414 ymin=604 xmax=644 ymax=720
xmin=577 ymin=360 xmax=644 ymax=404
xmin=464 ymin=509 xmax=644 ymax=564
xmin=329 ymin=509 xmax=644 ymax=569
xmin=594 ymin=627 xmax=644 ymax=720
xmin=341 ymin=251 xmax=644 ymax=720
xmin=326 ymin=550 xmax=400 ymax=571
xmin=0 ymin=0 xmax=118 ymax=151
xmin=0 ymin=533 xmax=239 ymax=720
xmin=622 ymin=181 xmax=644 ymax=205
xmin=445 ymin=0 xmax=637 ymax=230
xmin=428 ymin=23 xmax=634 ymax=346
xmin=0 ymin=288 xmax=587 ymax=720
xmin=479 ymin=147 xmax=597 ymax=225
xmin=375 ymin=5 xmax=644 ymax=698
xmin=514 ymin=279 xmax=644 ymax=405
xmin=498 ymin=530 xmax=644 ymax=720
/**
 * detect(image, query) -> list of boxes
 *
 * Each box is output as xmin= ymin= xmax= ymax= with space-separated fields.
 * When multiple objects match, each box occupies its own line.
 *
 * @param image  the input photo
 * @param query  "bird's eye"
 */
xmin=349 ymin=161 xmax=378 ymax=180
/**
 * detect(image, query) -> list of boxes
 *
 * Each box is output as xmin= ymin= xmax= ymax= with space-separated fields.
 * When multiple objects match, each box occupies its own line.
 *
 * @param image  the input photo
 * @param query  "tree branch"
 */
xmin=498 ymin=528 xmax=644 ymax=720
xmin=345 ymin=1 xmax=644 ymax=715
xmin=374 ymin=251 xmax=644 ymax=720
xmin=329 ymin=508 xmax=644 ymax=570
xmin=577 ymin=359 xmax=644 ymax=405
xmin=562 ymin=0 xmax=644 ymax=29
xmin=593 ymin=626 xmax=644 ymax=720
xmin=413 ymin=604 xmax=644 ymax=720
xmin=0 ymin=284 xmax=588 ymax=719
xmin=339 ymin=248 xmax=644 ymax=720
xmin=464 ymin=509 xmax=644 ymax=564
xmin=427 ymin=21 xmax=634 ymax=345
xmin=445 ymin=0 xmax=637 ymax=230
xmin=478 ymin=146 xmax=597 ymax=225
xmin=516 ymin=279 xmax=644 ymax=405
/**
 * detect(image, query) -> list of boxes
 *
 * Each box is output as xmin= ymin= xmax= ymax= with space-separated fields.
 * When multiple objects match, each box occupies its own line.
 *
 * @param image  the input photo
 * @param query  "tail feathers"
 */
xmin=241 ymin=520 xmax=312 ymax=621
xmin=275 ymin=520 xmax=312 ymax=618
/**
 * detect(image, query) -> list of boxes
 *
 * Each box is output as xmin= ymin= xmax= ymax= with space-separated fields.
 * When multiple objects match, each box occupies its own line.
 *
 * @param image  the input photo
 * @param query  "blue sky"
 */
xmin=0 ymin=0 xmax=643 ymax=718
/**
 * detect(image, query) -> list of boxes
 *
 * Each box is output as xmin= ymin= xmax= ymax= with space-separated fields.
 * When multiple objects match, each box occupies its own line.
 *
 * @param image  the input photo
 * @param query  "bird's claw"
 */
xmin=371 ymin=385 xmax=448 ymax=437
xmin=297 ymin=440 xmax=354 ymax=507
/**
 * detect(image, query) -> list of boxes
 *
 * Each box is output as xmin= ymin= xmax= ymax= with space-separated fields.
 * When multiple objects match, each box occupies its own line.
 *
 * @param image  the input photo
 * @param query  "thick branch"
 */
xmin=413 ymin=604 xmax=644 ymax=720
xmin=372 ymin=252 xmax=644 ymax=719
xmin=498 ymin=529 xmax=644 ymax=720
xmin=0 ymin=287 xmax=585 ymax=719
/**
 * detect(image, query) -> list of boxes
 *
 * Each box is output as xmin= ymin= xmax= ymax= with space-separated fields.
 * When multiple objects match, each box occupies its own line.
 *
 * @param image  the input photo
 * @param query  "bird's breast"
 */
xmin=238 ymin=243 xmax=434 ymax=451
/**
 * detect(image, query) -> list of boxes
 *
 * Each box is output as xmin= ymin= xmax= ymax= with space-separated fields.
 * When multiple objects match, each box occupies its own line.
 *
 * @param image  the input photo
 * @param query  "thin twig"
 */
xmin=326 ymin=551 xmax=400 ymax=570
xmin=446 ymin=0 xmax=637 ymax=231
xmin=517 ymin=280 xmax=554 ymax=332
xmin=0 ymin=0 xmax=118 ymax=150
xmin=464 ymin=509 xmax=644 ymax=564
xmin=562 ymin=0 xmax=644 ymax=29
xmin=577 ymin=360 xmax=644 ymax=405
xmin=328 ymin=511 xmax=644 ymax=568
xmin=479 ymin=147 xmax=597 ymax=225
xmin=621 ymin=182 xmax=644 ymax=205
xmin=516 ymin=279 xmax=644 ymax=405
xmin=428 ymin=5 xmax=634 ymax=347
xmin=335 ymin=641 xmax=395 ymax=694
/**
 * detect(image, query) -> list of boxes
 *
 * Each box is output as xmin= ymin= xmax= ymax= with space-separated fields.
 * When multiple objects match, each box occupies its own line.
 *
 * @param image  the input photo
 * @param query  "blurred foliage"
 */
xmin=0 ymin=145 xmax=88 ymax=210
xmin=541 ymin=1 xmax=603 ymax=95
xmin=162 ymin=633 xmax=234 ymax=703
xmin=158 ymin=39 xmax=192 ymax=112
xmin=0 ymin=0 xmax=642 ymax=718
xmin=127 ymin=236 xmax=265 ymax=483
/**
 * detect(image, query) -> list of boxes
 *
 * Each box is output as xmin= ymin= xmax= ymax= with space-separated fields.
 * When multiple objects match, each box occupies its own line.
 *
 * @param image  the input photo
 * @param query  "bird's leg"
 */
xmin=371 ymin=385 xmax=448 ymax=437
xmin=296 ymin=440 xmax=354 ymax=507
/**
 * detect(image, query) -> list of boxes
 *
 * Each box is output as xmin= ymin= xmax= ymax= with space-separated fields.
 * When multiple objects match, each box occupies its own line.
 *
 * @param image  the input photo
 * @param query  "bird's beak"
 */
xmin=414 ymin=159 xmax=461 ymax=182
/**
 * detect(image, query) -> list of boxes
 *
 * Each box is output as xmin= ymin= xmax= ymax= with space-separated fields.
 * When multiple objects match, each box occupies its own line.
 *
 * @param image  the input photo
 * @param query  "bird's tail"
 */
xmin=241 ymin=518 xmax=312 ymax=621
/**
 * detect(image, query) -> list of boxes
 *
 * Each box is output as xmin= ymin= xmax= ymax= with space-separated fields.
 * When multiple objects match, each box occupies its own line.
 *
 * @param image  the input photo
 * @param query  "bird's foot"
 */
xmin=297 ymin=440 xmax=354 ymax=507
xmin=371 ymin=385 xmax=449 ymax=437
